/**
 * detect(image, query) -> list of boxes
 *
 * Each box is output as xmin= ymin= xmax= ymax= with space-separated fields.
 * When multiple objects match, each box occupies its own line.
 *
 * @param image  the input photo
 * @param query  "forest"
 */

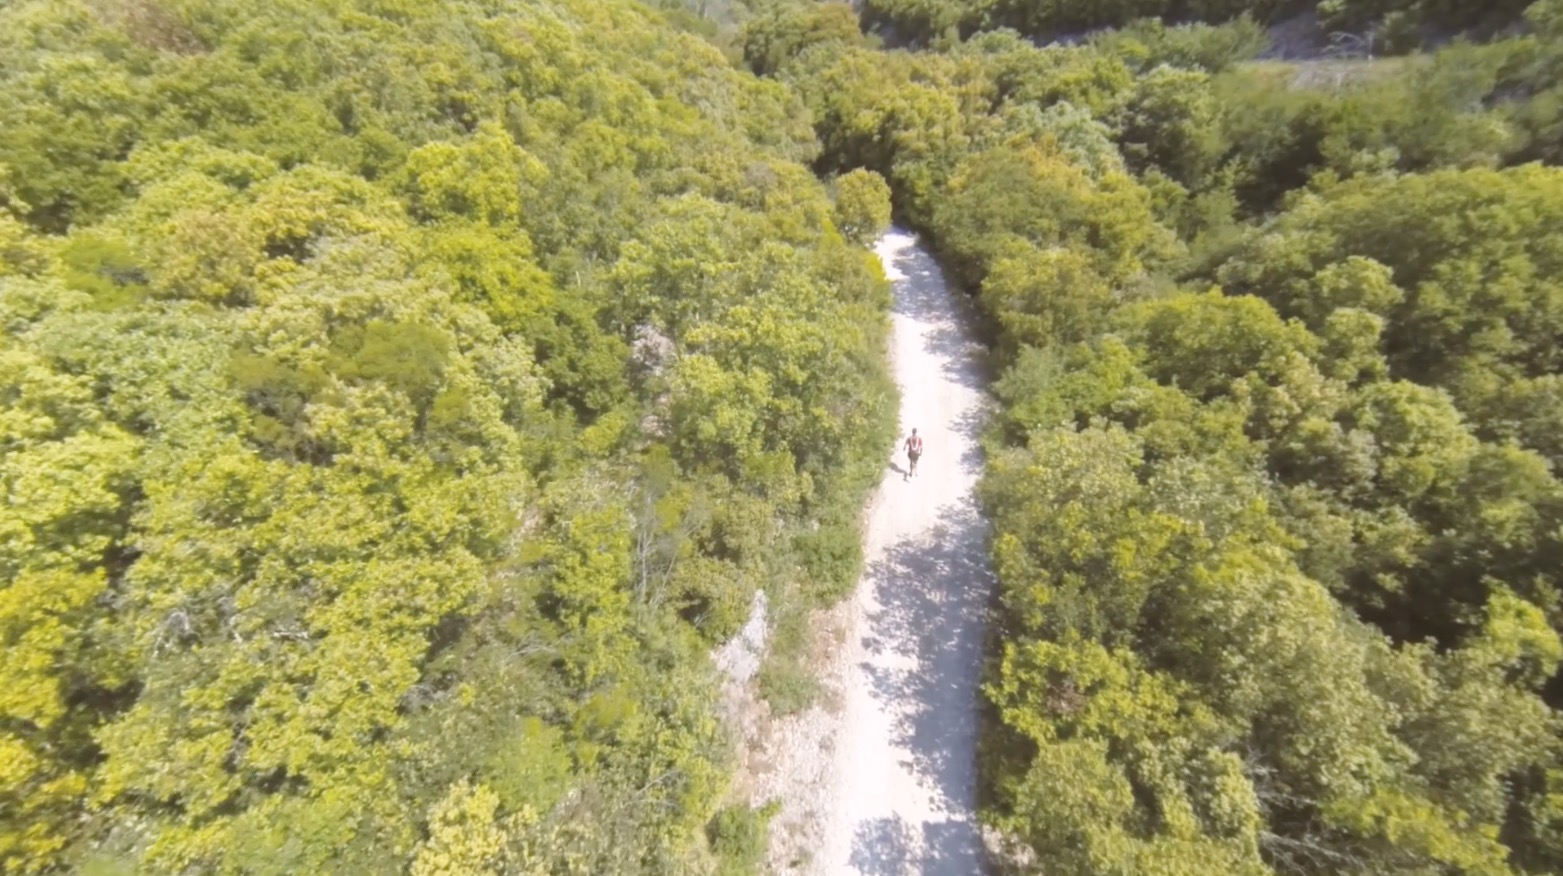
xmin=740 ymin=0 xmax=1563 ymax=872
xmin=859 ymin=0 xmax=1535 ymax=47
xmin=11 ymin=0 xmax=1563 ymax=873
xmin=0 ymin=0 xmax=897 ymax=872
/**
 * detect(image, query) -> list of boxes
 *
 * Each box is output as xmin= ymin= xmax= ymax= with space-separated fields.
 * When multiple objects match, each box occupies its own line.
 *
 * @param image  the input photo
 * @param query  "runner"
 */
xmin=903 ymin=428 xmax=923 ymax=480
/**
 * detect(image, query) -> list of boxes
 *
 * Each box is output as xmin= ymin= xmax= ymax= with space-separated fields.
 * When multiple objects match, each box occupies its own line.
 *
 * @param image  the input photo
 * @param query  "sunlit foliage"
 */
xmin=0 ymin=0 xmax=894 ymax=871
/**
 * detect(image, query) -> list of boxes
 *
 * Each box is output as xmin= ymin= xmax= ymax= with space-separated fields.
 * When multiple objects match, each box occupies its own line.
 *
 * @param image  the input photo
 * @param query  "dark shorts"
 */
xmin=908 ymin=451 xmax=921 ymax=462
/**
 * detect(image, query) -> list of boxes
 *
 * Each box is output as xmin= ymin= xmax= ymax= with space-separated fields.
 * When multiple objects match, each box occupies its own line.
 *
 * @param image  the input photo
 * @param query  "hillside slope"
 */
xmin=0 ymin=1 xmax=896 ymax=872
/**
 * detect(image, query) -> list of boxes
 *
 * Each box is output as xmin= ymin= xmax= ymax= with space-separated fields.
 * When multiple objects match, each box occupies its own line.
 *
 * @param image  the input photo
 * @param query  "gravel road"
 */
xmin=815 ymin=229 xmax=995 ymax=874
xmin=748 ymin=228 xmax=994 ymax=875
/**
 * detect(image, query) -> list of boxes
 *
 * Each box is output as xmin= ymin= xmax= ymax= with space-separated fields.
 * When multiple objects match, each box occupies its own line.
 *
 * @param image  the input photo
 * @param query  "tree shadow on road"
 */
xmin=848 ymin=813 xmax=989 ymax=876
xmin=953 ymin=403 xmax=988 ymax=477
xmin=849 ymin=816 xmax=914 ymax=875
xmin=854 ymin=497 xmax=995 ymax=874
xmin=887 ymin=233 xmax=990 ymax=393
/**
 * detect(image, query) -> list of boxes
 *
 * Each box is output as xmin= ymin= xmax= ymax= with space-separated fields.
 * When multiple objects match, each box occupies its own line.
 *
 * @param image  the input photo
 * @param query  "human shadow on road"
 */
xmin=854 ymin=498 xmax=995 ymax=874
xmin=887 ymin=233 xmax=990 ymax=393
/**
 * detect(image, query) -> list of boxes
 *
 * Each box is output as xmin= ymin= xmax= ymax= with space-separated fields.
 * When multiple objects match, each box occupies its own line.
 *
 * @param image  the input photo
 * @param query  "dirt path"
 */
xmin=756 ymin=229 xmax=995 ymax=874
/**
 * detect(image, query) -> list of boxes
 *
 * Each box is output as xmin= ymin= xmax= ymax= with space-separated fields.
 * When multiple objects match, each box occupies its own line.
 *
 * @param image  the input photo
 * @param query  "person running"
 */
xmin=903 ymin=428 xmax=923 ymax=480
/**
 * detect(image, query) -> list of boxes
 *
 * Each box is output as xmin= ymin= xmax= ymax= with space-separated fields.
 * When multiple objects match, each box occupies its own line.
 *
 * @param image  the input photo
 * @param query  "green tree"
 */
xmin=832 ymin=169 xmax=893 ymax=245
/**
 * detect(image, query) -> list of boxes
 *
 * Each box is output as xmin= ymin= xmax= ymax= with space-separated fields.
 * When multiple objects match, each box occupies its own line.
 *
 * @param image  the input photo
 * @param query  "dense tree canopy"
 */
xmin=750 ymin=2 xmax=1563 ymax=873
xmin=14 ymin=0 xmax=1563 ymax=872
xmin=861 ymin=0 xmax=1534 ymax=46
xmin=0 ymin=0 xmax=895 ymax=872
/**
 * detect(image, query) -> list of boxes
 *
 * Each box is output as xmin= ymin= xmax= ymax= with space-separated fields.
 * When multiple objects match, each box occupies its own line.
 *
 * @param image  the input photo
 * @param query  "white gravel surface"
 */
xmin=752 ymin=229 xmax=996 ymax=875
